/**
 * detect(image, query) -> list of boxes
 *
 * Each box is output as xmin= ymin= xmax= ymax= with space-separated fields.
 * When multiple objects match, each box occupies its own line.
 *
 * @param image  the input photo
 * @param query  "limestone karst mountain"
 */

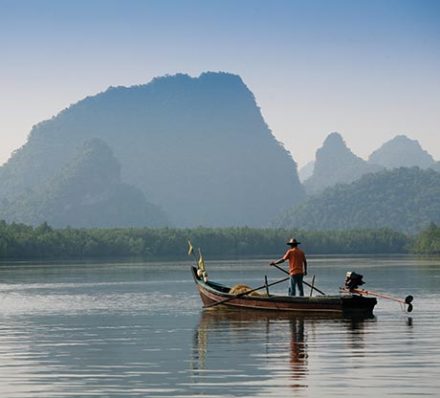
xmin=368 ymin=134 xmax=434 ymax=169
xmin=0 ymin=139 xmax=168 ymax=227
xmin=0 ymin=72 xmax=305 ymax=227
xmin=298 ymin=161 xmax=314 ymax=182
xmin=303 ymin=132 xmax=382 ymax=194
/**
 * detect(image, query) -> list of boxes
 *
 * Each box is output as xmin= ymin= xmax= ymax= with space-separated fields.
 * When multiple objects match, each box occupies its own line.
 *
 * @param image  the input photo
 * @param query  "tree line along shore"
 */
xmin=0 ymin=221 xmax=439 ymax=260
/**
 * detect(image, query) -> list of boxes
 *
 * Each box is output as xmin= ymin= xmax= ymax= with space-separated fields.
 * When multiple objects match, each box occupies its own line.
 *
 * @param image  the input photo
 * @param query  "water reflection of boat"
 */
xmin=192 ymin=266 xmax=377 ymax=316
xmin=289 ymin=316 xmax=307 ymax=388
xmin=192 ymin=309 xmax=374 ymax=392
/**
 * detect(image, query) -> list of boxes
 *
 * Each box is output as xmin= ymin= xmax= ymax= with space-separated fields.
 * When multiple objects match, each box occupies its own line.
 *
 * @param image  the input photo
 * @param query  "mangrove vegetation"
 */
xmin=1 ymin=220 xmax=438 ymax=260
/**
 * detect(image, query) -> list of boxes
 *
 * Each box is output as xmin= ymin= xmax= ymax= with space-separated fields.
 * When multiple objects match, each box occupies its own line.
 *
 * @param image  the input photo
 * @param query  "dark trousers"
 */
xmin=289 ymin=274 xmax=304 ymax=296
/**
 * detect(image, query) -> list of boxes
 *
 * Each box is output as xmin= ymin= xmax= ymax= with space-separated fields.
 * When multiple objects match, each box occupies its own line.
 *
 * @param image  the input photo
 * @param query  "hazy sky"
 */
xmin=1 ymin=0 xmax=439 ymax=167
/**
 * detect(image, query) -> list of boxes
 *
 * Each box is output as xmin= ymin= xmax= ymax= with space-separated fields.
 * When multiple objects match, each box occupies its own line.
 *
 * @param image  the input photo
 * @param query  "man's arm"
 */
xmin=304 ymin=257 xmax=308 ymax=276
xmin=270 ymin=258 xmax=285 ymax=266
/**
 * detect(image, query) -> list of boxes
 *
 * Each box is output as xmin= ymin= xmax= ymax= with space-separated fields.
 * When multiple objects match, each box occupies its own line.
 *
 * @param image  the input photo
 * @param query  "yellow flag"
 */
xmin=198 ymin=248 xmax=206 ymax=271
xmin=187 ymin=240 xmax=194 ymax=256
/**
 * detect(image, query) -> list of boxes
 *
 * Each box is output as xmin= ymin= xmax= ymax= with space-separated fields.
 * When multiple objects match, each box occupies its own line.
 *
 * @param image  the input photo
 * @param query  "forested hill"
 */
xmin=277 ymin=167 xmax=440 ymax=233
xmin=0 ymin=72 xmax=304 ymax=227
xmin=430 ymin=161 xmax=440 ymax=173
xmin=0 ymin=139 xmax=168 ymax=228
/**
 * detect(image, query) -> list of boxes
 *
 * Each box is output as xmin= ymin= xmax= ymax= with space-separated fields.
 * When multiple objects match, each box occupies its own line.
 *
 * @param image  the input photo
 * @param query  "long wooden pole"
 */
xmin=309 ymin=275 xmax=315 ymax=297
xmin=203 ymin=276 xmax=290 ymax=308
xmin=271 ymin=264 xmax=326 ymax=296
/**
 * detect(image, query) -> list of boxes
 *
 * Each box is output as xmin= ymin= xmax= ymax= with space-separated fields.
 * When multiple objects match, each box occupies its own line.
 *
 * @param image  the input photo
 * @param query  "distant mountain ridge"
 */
xmin=368 ymin=134 xmax=434 ymax=169
xmin=0 ymin=72 xmax=305 ymax=227
xmin=302 ymin=132 xmax=436 ymax=195
xmin=303 ymin=132 xmax=382 ymax=194
xmin=278 ymin=167 xmax=440 ymax=233
xmin=283 ymin=133 xmax=439 ymax=233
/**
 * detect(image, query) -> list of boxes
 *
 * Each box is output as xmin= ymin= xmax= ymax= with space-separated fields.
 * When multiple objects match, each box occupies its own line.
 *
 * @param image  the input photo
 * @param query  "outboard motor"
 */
xmin=344 ymin=272 xmax=365 ymax=290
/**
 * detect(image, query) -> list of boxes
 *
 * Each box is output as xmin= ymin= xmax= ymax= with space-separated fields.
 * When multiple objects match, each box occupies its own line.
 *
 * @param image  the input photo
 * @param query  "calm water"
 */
xmin=0 ymin=256 xmax=439 ymax=397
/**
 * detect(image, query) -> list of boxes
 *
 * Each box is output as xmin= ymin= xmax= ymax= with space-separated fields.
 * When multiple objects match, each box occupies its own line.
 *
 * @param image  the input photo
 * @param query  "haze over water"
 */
xmin=0 ymin=256 xmax=439 ymax=397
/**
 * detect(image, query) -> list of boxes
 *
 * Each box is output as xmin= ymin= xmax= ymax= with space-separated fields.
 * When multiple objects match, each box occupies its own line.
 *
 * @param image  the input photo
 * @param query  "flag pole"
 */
xmin=188 ymin=240 xmax=208 ymax=281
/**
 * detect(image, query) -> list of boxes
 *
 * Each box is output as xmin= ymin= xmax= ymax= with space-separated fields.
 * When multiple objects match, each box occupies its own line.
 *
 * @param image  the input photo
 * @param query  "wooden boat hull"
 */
xmin=192 ymin=266 xmax=377 ymax=316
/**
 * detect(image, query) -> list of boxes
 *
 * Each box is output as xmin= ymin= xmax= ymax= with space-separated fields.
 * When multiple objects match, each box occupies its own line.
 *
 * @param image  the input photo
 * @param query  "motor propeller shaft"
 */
xmin=347 ymin=288 xmax=414 ymax=312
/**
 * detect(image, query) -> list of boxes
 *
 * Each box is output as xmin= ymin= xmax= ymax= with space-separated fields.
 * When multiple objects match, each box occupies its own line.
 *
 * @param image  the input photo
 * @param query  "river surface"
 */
xmin=0 ymin=255 xmax=439 ymax=397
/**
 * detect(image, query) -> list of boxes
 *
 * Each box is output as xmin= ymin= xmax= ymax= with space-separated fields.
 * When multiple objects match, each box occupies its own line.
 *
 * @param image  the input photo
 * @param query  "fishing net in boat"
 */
xmin=229 ymin=284 xmax=264 ymax=297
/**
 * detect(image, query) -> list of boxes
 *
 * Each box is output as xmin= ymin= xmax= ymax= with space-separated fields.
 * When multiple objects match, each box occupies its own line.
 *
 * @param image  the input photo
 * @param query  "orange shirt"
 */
xmin=283 ymin=247 xmax=306 ymax=275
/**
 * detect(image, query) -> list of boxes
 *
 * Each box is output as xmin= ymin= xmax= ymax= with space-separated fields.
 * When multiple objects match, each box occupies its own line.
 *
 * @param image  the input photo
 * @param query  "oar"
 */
xmin=349 ymin=287 xmax=414 ymax=312
xmin=271 ymin=264 xmax=326 ymax=295
xmin=203 ymin=276 xmax=290 ymax=309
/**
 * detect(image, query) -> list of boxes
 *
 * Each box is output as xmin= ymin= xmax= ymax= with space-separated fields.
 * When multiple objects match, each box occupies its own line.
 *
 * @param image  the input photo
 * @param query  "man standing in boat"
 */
xmin=270 ymin=238 xmax=308 ymax=296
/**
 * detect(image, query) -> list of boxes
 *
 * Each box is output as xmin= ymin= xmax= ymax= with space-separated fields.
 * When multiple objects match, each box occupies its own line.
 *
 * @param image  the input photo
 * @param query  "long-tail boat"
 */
xmin=191 ymin=266 xmax=378 ymax=316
